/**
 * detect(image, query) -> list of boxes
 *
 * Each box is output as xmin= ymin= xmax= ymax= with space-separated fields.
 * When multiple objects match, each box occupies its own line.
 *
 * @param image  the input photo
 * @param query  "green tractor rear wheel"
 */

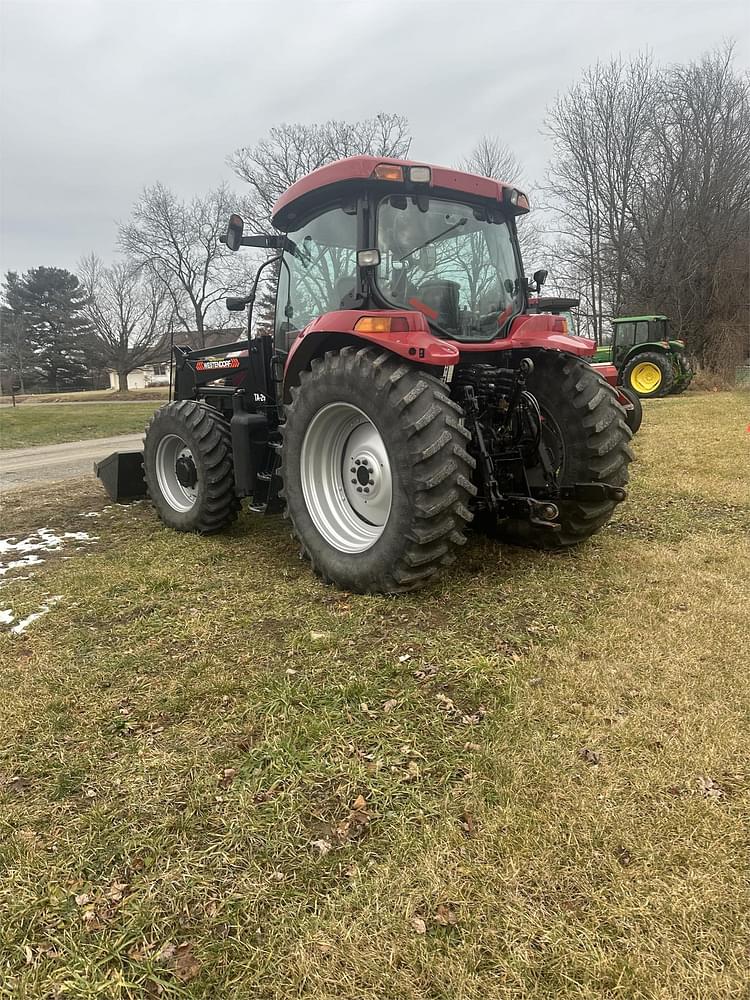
xmin=622 ymin=351 xmax=674 ymax=398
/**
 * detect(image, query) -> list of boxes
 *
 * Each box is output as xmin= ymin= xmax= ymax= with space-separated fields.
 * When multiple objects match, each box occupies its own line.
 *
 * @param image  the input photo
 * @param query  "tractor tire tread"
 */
xmin=280 ymin=346 xmax=474 ymax=593
xmin=143 ymin=400 xmax=240 ymax=535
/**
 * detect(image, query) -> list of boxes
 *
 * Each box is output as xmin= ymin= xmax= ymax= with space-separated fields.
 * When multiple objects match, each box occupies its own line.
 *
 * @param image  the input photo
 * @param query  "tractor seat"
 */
xmin=332 ymin=275 xmax=357 ymax=309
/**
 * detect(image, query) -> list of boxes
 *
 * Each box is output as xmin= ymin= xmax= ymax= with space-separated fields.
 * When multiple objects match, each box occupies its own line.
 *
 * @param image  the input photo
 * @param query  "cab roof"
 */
xmin=612 ymin=315 xmax=668 ymax=323
xmin=271 ymin=155 xmax=520 ymax=231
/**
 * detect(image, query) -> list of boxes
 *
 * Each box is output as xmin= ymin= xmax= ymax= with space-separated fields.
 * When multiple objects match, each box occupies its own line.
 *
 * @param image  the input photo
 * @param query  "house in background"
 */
xmin=106 ymin=329 xmax=243 ymax=391
xmin=109 ymin=361 xmax=169 ymax=390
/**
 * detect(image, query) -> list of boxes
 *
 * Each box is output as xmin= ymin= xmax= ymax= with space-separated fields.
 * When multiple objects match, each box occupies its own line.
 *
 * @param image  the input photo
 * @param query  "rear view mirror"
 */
xmin=533 ymin=268 xmax=548 ymax=289
xmin=224 ymin=214 xmax=245 ymax=252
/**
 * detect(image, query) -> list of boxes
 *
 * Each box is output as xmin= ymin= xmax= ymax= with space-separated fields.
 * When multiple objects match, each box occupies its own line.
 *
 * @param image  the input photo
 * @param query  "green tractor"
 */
xmin=593 ymin=315 xmax=693 ymax=398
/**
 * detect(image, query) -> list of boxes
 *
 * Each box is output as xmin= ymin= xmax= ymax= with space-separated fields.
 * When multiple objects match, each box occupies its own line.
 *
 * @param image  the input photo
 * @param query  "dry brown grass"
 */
xmin=0 ymin=391 xmax=748 ymax=999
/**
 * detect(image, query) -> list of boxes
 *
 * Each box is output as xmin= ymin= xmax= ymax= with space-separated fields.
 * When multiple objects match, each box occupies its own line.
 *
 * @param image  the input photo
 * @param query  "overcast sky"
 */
xmin=1 ymin=0 xmax=747 ymax=275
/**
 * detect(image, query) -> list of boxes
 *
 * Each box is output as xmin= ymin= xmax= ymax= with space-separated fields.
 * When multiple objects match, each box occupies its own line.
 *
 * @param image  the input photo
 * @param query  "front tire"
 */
xmin=280 ymin=348 xmax=476 ymax=594
xmin=492 ymin=352 xmax=633 ymax=549
xmin=143 ymin=400 xmax=240 ymax=534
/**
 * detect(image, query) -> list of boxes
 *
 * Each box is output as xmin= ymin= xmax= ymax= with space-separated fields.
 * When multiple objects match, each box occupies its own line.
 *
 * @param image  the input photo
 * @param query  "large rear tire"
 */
xmin=280 ymin=347 xmax=476 ymax=594
xmin=622 ymin=351 xmax=673 ymax=398
xmin=143 ymin=400 xmax=240 ymax=534
xmin=492 ymin=352 xmax=633 ymax=549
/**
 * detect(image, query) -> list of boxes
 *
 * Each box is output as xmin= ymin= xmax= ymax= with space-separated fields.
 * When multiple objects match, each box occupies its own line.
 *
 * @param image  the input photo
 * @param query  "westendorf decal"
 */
xmin=195 ymin=358 xmax=240 ymax=371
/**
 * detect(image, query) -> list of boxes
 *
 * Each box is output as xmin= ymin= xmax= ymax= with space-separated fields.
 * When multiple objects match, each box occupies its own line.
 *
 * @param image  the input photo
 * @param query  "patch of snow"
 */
xmin=10 ymin=596 xmax=62 ymax=635
xmin=0 ymin=609 xmax=14 ymax=625
xmin=0 ymin=554 xmax=45 ymax=576
xmin=80 ymin=512 xmax=101 ymax=518
xmin=0 ymin=529 xmax=98 ymax=577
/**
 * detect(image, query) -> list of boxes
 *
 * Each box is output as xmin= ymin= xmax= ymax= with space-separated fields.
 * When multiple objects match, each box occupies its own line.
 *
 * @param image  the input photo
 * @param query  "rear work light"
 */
xmin=355 ymin=315 xmax=410 ymax=334
xmin=357 ymin=248 xmax=381 ymax=268
xmin=408 ymin=166 xmax=431 ymax=183
xmin=504 ymin=187 xmax=530 ymax=213
xmin=373 ymin=164 xmax=404 ymax=181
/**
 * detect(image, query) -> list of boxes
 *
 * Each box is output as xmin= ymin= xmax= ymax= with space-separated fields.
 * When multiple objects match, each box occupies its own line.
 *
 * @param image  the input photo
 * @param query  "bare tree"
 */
xmin=461 ymin=135 xmax=522 ymax=184
xmin=229 ymin=113 xmax=412 ymax=229
xmin=544 ymin=45 xmax=749 ymax=368
xmin=460 ymin=135 xmax=544 ymax=274
xmin=119 ymin=183 xmax=244 ymax=348
xmin=626 ymin=45 xmax=750 ymax=370
xmin=79 ymin=255 xmax=173 ymax=392
xmin=544 ymin=54 xmax=657 ymax=339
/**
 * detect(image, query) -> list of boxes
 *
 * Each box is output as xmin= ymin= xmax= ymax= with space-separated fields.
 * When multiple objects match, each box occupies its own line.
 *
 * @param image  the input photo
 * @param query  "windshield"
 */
xmin=376 ymin=195 xmax=522 ymax=341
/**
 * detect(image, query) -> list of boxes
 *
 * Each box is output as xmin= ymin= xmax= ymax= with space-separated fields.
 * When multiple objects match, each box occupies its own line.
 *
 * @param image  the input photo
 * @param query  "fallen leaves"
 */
xmin=613 ymin=845 xmax=633 ymax=868
xmin=218 ymin=767 xmax=237 ymax=789
xmin=332 ymin=793 xmax=370 ymax=844
xmin=1 ymin=774 xmax=31 ymax=795
xmin=72 ymin=877 xmax=132 ymax=931
xmin=410 ymin=902 xmax=460 ymax=934
xmin=172 ymin=943 xmax=201 ymax=982
xmin=309 ymin=794 xmax=372 ymax=855
xmin=434 ymin=902 xmax=460 ymax=927
xmin=436 ymin=692 xmax=487 ymax=726
xmin=413 ymin=664 xmax=439 ymax=683
xmin=150 ymin=941 xmax=201 ymax=982
xmin=458 ymin=810 xmax=476 ymax=838
xmin=697 ymin=775 xmax=725 ymax=800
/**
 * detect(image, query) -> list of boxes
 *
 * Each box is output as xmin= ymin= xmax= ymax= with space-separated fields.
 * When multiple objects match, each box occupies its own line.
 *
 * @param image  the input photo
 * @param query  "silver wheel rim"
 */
xmin=300 ymin=403 xmax=392 ymax=553
xmin=155 ymin=434 xmax=198 ymax=512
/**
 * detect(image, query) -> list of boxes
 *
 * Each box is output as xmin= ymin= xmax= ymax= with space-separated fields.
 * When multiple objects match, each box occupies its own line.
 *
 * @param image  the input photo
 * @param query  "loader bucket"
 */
xmin=94 ymin=451 xmax=147 ymax=502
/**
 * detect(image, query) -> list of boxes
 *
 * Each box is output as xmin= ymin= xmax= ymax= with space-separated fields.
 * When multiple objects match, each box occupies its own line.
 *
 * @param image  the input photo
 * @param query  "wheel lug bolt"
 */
xmin=350 ymin=467 xmax=356 ymax=474
xmin=357 ymin=487 xmax=363 ymax=493
xmin=368 ymin=478 xmax=374 ymax=485
xmin=355 ymin=459 xmax=361 ymax=465
xmin=351 ymin=478 xmax=357 ymax=484
xmin=364 ymin=487 xmax=370 ymax=493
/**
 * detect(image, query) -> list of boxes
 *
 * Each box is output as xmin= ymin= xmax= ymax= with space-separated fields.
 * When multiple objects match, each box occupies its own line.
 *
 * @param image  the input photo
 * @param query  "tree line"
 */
xmin=1 ymin=44 xmax=747 ymax=394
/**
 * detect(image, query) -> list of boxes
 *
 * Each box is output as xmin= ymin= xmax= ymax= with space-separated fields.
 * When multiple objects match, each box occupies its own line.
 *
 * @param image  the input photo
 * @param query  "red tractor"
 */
xmin=97 ymin=156 xmax=633 ymax=593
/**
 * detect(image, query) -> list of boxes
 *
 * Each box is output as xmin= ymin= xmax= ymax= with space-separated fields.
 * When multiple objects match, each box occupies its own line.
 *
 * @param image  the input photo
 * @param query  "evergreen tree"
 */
xmin=3 ymin=267 xmax=93 ymax=391
xmin=252 ymin=259 xmax=279 ymax=338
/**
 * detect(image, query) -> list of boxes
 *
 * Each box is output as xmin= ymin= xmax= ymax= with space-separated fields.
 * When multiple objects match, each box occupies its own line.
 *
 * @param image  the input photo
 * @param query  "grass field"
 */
xmin=0 ymin=403 xmax=161 ymax=450
xmin=0 ymin=392 xmax=748 ymax=999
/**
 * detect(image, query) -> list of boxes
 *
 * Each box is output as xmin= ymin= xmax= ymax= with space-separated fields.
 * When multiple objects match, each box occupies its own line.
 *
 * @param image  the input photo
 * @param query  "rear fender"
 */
xmin=623 ymin=343 xmax=671 ymax=366
xmin=457 ymin=313 xmax=596 ymax=357
xmin=282 ymin=310 xmax=459 ymax=402
xmin=590 ymin=362 xmax=619 ymax=387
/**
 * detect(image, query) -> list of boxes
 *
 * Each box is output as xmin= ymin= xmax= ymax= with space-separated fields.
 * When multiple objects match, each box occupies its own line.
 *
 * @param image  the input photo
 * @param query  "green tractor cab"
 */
xmin=594 ymin=316 xmax=693 ymax=398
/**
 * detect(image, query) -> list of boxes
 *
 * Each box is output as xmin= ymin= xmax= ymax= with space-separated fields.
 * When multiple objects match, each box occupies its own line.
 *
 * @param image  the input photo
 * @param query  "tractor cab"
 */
xmin=598 ymin=315 xmax=693 ymax=397
xmin=271 ymin=159 xmax=529 ymax=348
